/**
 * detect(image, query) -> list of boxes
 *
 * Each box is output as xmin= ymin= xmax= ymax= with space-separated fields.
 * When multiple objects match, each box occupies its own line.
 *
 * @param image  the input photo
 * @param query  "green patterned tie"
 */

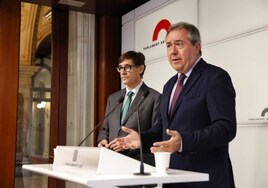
xmin=121 ymin=91 xmax=134 ymax=124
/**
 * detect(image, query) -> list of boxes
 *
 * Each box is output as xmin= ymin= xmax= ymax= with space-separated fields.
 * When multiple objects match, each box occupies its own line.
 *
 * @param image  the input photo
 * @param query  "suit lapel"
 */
xmin=115 ymin=90 xmax=126 ymax=132
xmin=121 ymin=83 xmax=148 ymax=125
xmin=163 ymin=75 xmax=177 ymax=122
xmin=169 ymin=59 xmax=207 ymax=120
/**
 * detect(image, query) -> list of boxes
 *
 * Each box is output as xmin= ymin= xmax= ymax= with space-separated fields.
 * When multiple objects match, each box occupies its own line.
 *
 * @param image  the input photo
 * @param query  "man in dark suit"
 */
xmin=97 ymin=50 xmax=161 ymax=166
xmin=111 ymin=22 xmax=236 ymax=188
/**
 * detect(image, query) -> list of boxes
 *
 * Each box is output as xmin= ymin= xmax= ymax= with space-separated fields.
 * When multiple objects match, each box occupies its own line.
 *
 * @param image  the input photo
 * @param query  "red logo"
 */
xmin=143 ymin=19 xmax=171 ymax=51
xmin=152 ymin=19 xmax=171 ymax=41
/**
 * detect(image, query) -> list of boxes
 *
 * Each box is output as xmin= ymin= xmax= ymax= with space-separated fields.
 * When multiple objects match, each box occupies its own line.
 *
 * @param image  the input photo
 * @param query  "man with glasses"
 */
xmin=97 ymin=50 xmax=161 ymax=166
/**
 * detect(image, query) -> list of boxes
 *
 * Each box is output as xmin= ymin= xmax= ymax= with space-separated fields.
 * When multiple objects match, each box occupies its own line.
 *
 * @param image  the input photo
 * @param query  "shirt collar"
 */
xmin=125 ymin=81 xmax=143 ymax=96
xmin=178 ymin=57 xmax=201 ymax=79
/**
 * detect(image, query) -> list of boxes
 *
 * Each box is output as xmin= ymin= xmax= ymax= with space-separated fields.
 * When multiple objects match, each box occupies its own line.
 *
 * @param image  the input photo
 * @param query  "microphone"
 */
xmin=78 ymin=96 xmax=124 ymax=146
xmin=133 ymin=90 xmax=150 ymax=176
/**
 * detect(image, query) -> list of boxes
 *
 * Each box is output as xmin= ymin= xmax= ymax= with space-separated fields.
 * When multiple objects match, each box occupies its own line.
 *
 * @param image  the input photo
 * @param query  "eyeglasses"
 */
xmin=116 ymin=64 xmax=137 ymax=72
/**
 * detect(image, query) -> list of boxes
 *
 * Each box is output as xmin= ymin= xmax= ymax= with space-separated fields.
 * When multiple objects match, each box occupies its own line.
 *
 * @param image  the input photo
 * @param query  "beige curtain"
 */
xmin=67 ymin=11 xmax=95 ymax=147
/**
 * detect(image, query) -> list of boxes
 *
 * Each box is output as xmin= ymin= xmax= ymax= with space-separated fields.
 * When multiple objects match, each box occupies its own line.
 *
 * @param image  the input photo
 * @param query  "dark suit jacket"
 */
xmin=142 ymin=59 xmax=236 ymax=188
xmin=97 ymin=83 xmax=161 ymax=165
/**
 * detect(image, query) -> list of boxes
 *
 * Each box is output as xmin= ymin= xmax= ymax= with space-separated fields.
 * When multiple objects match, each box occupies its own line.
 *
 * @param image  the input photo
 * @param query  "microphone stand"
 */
xmin=78 ymin=124 xmax=100 ymax=146
xmin=78 ymin=96 xmax=124 ymax=146
xmin=134 ymin=91 xmax=150 ymax=176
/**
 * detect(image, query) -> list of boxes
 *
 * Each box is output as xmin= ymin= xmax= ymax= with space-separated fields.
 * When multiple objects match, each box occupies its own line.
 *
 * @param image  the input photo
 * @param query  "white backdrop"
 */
xmin=203 ymin=29 xmax=268 ymax=124
xmin=122 ymin=0 xmax=268 ymax=125
xmin=122 ymin=0 xmax=268 ymax=187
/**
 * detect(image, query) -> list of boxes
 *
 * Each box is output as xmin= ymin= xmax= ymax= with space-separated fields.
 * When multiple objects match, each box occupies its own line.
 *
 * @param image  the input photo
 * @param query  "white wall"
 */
xmin=122 ymin=0 xmax=268 ymax=187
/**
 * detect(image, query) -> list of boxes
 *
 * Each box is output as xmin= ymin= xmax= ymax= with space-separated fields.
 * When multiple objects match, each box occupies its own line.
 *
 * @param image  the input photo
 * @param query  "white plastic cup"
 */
xmin=154 ymin=152 xmax=171 ymax=175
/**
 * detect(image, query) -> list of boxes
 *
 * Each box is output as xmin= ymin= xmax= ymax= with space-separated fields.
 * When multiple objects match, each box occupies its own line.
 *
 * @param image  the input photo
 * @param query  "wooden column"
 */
xmin=48 ymin=8 xmax=68 ymax=188
xmin=95 ymin=16 xmax=121 ymax=144
xmin=0 ymin=0 xmax=20 ymax=187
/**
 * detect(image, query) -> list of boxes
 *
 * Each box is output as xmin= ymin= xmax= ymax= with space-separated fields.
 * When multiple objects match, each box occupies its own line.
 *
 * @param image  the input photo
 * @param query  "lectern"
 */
xmin=23 ymin=146 xmax=209 ymax=187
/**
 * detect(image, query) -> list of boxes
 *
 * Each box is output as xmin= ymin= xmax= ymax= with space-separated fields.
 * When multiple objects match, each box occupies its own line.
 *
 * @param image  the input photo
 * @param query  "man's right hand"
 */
xmin=110 ymin=126 xmax=141 ymax=150
xmin=97 ymin=139 xmax=109 ymax=148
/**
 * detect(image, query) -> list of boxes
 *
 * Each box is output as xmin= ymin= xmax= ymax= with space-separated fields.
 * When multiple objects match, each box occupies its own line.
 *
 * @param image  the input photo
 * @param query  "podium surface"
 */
xmin=23 ymin=146 xmax=209 ymax=187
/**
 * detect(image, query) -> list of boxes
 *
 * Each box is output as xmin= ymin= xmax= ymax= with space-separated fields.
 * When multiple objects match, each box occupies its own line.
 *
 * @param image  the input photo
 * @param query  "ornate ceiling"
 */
xmin=20 ymin=3 xmax=51 ymax=65
xmin=19 ymin=0 xmax=150 ymax=65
